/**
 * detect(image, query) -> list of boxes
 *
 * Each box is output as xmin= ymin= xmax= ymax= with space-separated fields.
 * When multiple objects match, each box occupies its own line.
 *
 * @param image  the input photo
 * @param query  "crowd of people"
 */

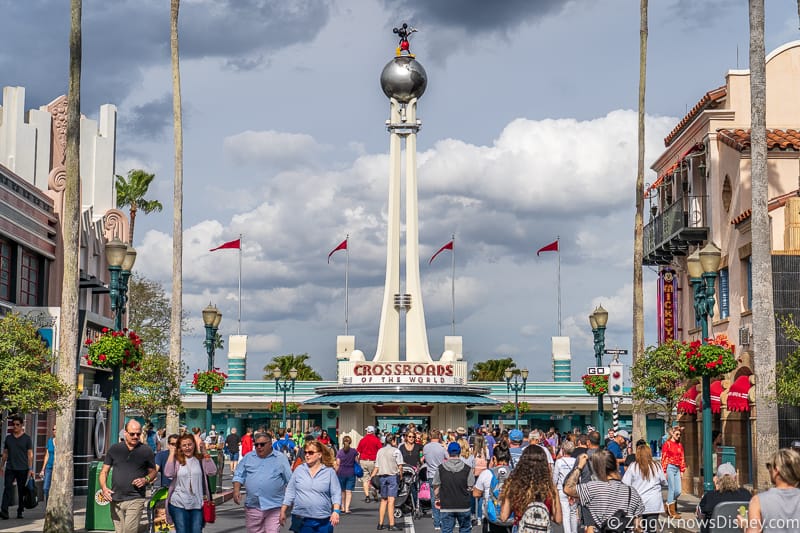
xmin=4 ymin=418 xmax=800 ymax=532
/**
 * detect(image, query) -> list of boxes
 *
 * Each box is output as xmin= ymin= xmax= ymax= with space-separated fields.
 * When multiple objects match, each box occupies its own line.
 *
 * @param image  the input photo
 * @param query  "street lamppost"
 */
xmin=589 ymin=305 xmax=609 ymax=438
xmin=273 ymin=367 xmax=298 ymax=429
xmin=105 ymin=237 xmax=137 ymax=439
xmin=687 ymin=242 xmax=722 ymax=493
xmin=202 ymin=303 xmax=223 ymax=433
xmin=504 ymin=367 xmax=529 ymax=429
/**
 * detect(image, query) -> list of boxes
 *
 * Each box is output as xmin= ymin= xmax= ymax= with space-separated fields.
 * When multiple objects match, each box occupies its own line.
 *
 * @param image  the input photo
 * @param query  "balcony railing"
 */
xmin=643 ymin=193 xmax=708 ymax=265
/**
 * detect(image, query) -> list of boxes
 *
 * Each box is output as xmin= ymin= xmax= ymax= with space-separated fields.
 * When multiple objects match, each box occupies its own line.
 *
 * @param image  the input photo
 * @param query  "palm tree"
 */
xmin=115 ymin=169 xmax=163 ymax=244
xmin=263 ymin=353 xmax=323 ymax=381
xmin=166 ymin=0 xmax=183 ymax=436
xmin=631 ymin=0 xmax=649 ymax=441
xmin=748 ymin=0 xmax=778 ymax=491
xmin=469 ymin=358 xmax=516 ymax=381
xmin=44 ymin=1 xmax=81 ymax=531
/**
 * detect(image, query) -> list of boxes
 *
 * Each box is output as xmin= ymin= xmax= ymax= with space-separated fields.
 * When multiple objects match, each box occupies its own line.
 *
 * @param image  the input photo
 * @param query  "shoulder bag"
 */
xmin=199 ymin=458 xmax=216 ymax=523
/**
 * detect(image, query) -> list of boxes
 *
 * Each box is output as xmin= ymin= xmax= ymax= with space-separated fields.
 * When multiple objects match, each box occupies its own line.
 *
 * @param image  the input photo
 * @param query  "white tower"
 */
xmin=373 ymin=25 xmax=432 ymax=363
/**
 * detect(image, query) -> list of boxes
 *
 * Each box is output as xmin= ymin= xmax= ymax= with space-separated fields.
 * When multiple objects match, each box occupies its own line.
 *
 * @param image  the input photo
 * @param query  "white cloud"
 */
xmin=223 ymin=130 xmax=328 ymax=168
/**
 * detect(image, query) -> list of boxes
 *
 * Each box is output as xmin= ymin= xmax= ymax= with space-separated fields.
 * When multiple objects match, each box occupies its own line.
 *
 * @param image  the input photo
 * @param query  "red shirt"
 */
xmin=661 ymin=439 xmax=686 ymax=472
xmin=241 ymin=433 xmax=253 ymax=456
xmin=356 ymin=433 xmax=382 ymax=460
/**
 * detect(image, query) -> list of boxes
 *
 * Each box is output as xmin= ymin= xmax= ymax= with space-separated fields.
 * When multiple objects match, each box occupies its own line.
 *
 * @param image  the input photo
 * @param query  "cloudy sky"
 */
xmin=3 ymin=0 xmax=799 ymax=382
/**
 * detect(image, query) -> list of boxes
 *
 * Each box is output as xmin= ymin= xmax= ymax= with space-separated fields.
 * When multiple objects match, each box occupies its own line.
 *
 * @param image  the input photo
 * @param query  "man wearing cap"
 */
xmin=371 ymin=434 xmax=403 ymax=531
xmin=696 ymin=463 xmax=750 ymax=533
xmin=608 ymin=429 xmax=630 ymax=474
xmin=508 ymin=429 xmax=526 ymax=468
xmin=423 ymin=429 xmax=448 ymax=530
xmin=433 ymin=442 xmax=475 ymax=533
xmin=358 ymin=426 xmax=383 ymax=503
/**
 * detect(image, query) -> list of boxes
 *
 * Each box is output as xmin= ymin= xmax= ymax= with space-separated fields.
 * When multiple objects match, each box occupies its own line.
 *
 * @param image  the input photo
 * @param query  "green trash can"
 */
xmin=207 ymin=450 xmax=218 ymax=493
xmin=85 ymin=461 xmax=114 ymax=531
xmin=719 ymin=445 xmax=737 ymax=467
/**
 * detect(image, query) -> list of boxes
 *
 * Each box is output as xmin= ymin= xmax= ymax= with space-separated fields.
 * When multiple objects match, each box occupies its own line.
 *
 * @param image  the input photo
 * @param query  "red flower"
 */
xmin=102 ymin=327 xmax=109 ymax=333
xmin=99 ymin=354 xmax=107 ymax=361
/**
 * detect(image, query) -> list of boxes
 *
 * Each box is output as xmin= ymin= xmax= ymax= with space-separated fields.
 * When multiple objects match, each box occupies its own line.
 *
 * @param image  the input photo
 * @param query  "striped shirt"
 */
xmin=577 ymin=479 xmax=644 ymax=529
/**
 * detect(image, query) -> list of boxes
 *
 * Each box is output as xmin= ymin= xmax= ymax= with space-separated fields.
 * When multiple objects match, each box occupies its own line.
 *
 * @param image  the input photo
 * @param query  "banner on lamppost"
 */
xmin=658 ymin=269 xmax=676 ymax=343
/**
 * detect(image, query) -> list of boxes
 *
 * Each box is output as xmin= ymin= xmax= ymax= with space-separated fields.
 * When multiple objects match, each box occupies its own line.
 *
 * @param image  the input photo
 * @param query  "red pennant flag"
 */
xmin=429 ymin=240 xmax=454 ymax=264
xmin=536 ymin=239 xmax=559 ymax=256
xmin=328 ymin=238 xmax=347 ymax=263
xmin=210 ymin=238 xmax=241 ymax=252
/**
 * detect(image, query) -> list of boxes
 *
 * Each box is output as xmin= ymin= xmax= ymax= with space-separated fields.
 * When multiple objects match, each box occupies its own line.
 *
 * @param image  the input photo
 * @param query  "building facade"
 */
xmin=644 ymin=41 xmax=800 ymax=493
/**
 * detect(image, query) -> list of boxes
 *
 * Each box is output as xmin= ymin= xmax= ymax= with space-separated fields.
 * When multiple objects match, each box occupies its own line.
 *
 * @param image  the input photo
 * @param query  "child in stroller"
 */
xmin=416 ymin=464 xmax=432 ymax=517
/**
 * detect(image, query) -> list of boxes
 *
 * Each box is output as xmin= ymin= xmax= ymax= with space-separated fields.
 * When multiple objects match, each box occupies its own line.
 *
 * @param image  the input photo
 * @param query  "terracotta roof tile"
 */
xmin=718 ymin=128 xmax=800 ymax=152
xmin=664 ymin=86 xmax=726 ymax=147
xmin=731 ymin=189 xmax=800 ymax=225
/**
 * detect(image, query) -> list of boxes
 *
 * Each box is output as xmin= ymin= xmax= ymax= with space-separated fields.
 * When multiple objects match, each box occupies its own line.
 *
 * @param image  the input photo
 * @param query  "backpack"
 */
xmin=517 ymin=501 xmax=551 ymax=533
xmin=600 ymin=486 xmax=632 ymax=533
xmin=485 ymin=466 xmax=513 ymax=526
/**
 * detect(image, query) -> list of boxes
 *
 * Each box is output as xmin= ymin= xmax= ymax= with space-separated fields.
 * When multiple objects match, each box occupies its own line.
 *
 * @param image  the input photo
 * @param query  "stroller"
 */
xmin=147 ymin=486 xmax=170 ymax=533
xmin=416 ymin=464 xmax=432 ymax=518
xmin=370 ymin=464 xmax=419 ymax=518
xmin=394 ymin=464 xmax=419 ymax=518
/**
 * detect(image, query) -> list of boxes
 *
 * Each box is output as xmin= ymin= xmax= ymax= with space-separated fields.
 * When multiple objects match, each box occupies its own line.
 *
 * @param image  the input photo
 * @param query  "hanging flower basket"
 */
xmin=676 ymin=334 xmax=737 ymax=379
xmin=193 ymin=368 xmax=228 ymax=394
xmin=84 ymin=328 xmax=144 ymax=370
xmin=268 ymin=401 xmax=300 ymax=414
xmin=582 ymin=374 xmax=609 ymax=396
xmin=500 ymin=401 xmax=530 ymax=414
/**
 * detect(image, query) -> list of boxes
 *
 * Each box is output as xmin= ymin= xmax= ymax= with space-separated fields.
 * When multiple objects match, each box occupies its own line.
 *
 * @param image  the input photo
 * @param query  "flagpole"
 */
xmin=451 ymin=233 xmax=455 ymax=336
xmin=238 ymin=233 xmax=242 ymax=334
xmin=345 ymin=234 xmax=349 ymax=335
xmin=557 ymin=235 xmax=561 ymax=336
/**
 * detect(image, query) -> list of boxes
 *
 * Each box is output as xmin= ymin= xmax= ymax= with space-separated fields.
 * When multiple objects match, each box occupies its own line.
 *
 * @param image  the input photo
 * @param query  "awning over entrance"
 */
xmin=727 ymin=375 xmax=752 ymax=412
xmin=677 ymin=385 xmax=699 ymax=415
xmin=304 ymin=393 xmax=498 ymax=405
xmin=710 ymin=380 xmax=723 ymax=414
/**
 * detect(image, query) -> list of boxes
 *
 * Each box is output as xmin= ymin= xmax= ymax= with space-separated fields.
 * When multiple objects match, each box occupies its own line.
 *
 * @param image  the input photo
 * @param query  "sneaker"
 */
xmin=388 ymin=526 xmax=403 ymax=531
xmin=377 ymin=525 xmax=385 ymax=530
xmin=434 ymin=528 xmax=441 ymax=532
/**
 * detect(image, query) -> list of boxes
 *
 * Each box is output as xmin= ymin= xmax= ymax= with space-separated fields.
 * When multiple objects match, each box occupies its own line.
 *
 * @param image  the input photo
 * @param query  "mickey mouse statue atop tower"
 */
xmin=393 ymin=22 xmax=417 ymax=56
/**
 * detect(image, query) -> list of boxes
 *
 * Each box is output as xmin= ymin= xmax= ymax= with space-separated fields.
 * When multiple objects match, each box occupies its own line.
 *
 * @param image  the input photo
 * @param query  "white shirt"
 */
xmin=474 ymin=469 xmax=494 ymax=499
xmin=552 ymin=456 xmax=576 ymax=490
xmin=622 ymin=462 xmax=666 ymax=514
xmin=170 ymin=457 xmax=205 ymax=509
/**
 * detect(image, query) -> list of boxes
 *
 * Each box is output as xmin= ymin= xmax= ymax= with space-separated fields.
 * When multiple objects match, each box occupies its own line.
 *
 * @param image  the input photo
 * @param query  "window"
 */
xmin=746 ymin=256 xmax=752 ymax=311
xmin=722 ymin=175 xmax=732 ymax=212
xmin=19 ymin=249 xmax=41 ymax=306
xmin=719 ymin=267 xmax=729 ymax=319
xmin=0 ymin=239 xmax=10 ymax=301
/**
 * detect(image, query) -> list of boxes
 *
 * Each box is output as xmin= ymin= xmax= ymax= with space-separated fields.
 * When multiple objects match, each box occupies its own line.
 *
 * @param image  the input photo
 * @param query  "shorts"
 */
xmin=230 ymin=452 xmax=240 ymax=461
xmin=379 ymin=475 xmax=399 ymax=498
xmin=338 ymin=475 xmax=356 ymax=491
xmin=360 ymin=460 xmax=375 ymax=482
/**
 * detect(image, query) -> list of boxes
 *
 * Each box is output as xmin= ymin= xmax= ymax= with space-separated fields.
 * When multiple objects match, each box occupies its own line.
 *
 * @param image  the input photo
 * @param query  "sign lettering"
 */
xmin=352 ymin=363 xmax=457 ymax=384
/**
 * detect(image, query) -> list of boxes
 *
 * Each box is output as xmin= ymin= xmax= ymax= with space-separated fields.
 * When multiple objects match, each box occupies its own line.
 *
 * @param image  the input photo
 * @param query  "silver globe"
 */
xmin=380 ymin=56 xmax=427 ymax=103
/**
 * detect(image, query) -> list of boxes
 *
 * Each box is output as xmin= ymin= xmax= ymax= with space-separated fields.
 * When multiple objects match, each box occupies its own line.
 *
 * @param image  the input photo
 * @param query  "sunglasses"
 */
xmin=128 ymin=432 xmax=141 ymax=436
xmin=168 ymin=441 xmax=177 ymax=446
xmin=304 ymin=450 xmax=319 ymax=455
xmin=254 ymin=442 xmax=270 ymax=448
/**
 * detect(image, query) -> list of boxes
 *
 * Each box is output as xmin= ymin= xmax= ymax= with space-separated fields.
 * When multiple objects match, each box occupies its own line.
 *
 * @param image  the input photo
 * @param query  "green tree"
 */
xmin=115 ymin=169 xmax=163 ymax=244
xmin=0 ymin=314 xmax=70 ymax=415
xmin=630 ymin=341 xmax=686 ymax=430
xmin=46 ymin=1 xmax=82 ymax=530
xmin=127 ymin=273 xmax=190 ymax=356
xmin=120 ymin=352 xmax=186 ymax=421
xmin=776 ymin=315 xmax=800 ymax=405
xmin=469 ymin=358 xmax=516 ymax=381
xmin=263 ymin=353 xmax=322 ymax=381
